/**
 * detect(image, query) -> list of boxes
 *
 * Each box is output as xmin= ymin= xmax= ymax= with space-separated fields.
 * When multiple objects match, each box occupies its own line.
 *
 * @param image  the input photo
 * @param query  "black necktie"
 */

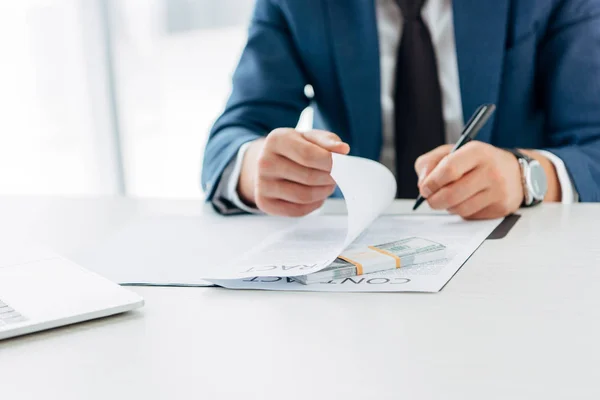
xmin=394 ymin=0 xmax=446 ymax=198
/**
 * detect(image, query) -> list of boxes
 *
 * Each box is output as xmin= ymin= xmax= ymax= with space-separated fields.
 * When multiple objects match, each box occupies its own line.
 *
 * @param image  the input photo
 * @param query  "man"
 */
xmin=202 ymin=0 xmax=600 ymax=218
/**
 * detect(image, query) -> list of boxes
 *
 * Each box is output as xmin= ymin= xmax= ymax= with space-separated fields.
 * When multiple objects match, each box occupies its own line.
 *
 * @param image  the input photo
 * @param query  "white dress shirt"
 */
xmin=214 ymin=0 xmax=577 ymax=212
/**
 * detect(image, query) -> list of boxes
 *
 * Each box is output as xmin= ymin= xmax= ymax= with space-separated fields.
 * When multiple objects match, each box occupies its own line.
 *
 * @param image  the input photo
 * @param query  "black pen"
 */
xmin=413 ymin=104 xmax=497 ymax=211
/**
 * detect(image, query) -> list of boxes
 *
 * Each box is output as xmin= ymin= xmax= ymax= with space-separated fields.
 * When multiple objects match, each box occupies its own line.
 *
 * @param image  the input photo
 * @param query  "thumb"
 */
xmin=414 ymin=144 xmax=453 ymax=185
xmin=302 ymin=130 xmax=350 ymax=155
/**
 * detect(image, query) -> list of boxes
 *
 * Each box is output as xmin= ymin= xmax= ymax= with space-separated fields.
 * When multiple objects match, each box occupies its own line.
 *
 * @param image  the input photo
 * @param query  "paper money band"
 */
xmin=338 ymin=255 xmax=364 ymax=275
xmin=368 ymin=246 xmax=401 ymax=268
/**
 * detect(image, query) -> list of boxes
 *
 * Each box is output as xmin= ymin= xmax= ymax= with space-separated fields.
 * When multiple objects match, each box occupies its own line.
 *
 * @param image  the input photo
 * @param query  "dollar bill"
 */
xmin=294 ymin=237 xmax=446 ymax=285
xmin=372 ymin=237 xmax=446 ymax=266
xmin=293 ymin=258 xmax=358 ymax=285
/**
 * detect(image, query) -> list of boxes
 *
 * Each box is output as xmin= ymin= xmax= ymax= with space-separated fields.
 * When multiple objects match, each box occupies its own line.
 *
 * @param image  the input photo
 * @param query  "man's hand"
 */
xmin=238 ymin=128 xmax=350 ymax=217
xmin=415 ymin=142 xmax=524 ymax=220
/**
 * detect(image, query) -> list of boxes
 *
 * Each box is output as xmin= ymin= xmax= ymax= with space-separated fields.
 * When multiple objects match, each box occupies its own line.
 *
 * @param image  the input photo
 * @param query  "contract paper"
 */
xmin=81 ymin=153 xmax=501 ymax=291
xmin=210 ymin=215 xmax=501 ymax=292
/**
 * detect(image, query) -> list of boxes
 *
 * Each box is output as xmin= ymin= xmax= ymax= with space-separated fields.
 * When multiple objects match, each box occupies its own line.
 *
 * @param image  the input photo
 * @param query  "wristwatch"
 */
xmin=506 ymin=149 xmax=548 ymax=207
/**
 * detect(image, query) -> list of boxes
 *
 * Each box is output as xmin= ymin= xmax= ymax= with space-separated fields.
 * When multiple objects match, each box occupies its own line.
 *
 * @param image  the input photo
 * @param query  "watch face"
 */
xmin=529 ymin=162 xmax=548 ymax=200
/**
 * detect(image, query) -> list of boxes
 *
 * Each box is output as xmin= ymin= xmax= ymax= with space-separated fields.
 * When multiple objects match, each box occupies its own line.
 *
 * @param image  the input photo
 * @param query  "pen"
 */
xmin=412 ymin=103 xmax=497 ymax=211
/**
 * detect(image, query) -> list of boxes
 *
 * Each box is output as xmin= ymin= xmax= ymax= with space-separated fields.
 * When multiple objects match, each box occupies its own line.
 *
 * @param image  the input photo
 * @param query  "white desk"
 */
xmin=1 ymin=196 xmax=599 ymax=400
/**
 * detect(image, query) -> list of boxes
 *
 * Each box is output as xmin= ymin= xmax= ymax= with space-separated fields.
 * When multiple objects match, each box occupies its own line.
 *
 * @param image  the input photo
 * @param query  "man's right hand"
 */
xmin=237 ymin=128 xmax=350 ymax=217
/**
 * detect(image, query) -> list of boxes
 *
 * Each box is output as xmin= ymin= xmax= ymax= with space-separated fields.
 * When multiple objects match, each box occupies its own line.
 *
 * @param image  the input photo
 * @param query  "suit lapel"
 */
xmin=325 ymin=0 xmax=382 ymax=159
xmin=453 ymin=0 xmax=510 ymax=143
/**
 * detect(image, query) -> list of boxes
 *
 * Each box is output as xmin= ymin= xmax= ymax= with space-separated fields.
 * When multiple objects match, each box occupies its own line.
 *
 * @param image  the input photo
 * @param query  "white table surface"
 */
xmin=1 ymin=196 xmax=599 ymax=400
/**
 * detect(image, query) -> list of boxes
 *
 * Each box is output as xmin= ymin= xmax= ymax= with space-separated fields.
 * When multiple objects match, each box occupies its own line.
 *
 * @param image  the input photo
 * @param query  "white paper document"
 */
xmin=81 ymin=154 xmax=501 ymax=292
xmin=211 ymin=215 xmax=500 ymax=292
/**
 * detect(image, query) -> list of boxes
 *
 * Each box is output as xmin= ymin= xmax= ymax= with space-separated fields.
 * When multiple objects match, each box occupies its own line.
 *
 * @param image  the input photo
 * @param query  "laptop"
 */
xmin=0 ymin=246 xmax=144 ymax=341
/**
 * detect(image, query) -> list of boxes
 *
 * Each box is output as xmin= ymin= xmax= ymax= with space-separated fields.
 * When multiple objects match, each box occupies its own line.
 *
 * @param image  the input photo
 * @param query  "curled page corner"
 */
xmin=331 ymin=153 xmax=397 ymax=247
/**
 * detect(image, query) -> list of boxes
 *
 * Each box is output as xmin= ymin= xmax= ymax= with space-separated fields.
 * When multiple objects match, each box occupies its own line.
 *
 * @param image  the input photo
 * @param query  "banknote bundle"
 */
xmin=294 ymin=237 xmax=446 ymax=285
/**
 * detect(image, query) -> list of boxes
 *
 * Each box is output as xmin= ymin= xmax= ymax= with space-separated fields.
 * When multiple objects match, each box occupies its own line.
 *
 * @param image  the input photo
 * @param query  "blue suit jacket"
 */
xmin=202 ymin=0 xmax=600 ymax=201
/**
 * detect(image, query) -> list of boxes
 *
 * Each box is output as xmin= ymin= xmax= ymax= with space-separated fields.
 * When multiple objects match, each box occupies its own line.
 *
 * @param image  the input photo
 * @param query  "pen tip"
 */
xmin=413 ymin=196 xmax=423 ymax=211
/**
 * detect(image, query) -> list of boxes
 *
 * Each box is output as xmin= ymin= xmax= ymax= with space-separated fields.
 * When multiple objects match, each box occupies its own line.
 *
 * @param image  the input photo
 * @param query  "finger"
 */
xmin=420 ymin=142 xmax=487 ymax=198
xmin=259 ymin=179 xmax=336 ymax=205
xmin=447 ymin=189 xmax=495 ymax=219
xmin=302 ymin=130 xmax=350 ymax=155
xmin=258 ymin=154 xmax=336 ymax=186
xmin=256 ymin=197 xmax=325 ymax=217
xmin=268 ymin=130 xmax=335 ymax=172
xmin=426 ymin=168 xmax=490 ymax=210
xmin=414 ymin=144 xmax=453 ymax=185
xmin=463 ymin=205 xmax=502 ymax=221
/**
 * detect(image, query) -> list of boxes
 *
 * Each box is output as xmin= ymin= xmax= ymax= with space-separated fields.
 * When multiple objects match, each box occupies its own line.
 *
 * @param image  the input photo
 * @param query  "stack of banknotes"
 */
xmin=295 ymin=237 xmax=446 ymax=285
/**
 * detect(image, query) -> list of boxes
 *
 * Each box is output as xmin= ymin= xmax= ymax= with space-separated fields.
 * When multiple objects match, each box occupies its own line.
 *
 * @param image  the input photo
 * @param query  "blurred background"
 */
xmin=0 ymin=0 xmax=270 ymax=198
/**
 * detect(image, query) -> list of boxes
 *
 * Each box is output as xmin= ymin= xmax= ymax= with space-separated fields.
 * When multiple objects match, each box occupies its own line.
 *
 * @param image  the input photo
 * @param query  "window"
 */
xmin=108 ymin=0 xmax=256 ymax=197
xmin=0 ymin=0 xmax=122 ymax=195
xmin=1 ymin=0 xmax=310 ymax=198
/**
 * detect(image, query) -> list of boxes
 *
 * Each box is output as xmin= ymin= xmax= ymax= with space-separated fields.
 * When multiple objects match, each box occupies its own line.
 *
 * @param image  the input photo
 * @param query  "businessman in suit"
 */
xmin=202 ymin=0 xmax=600 ymax=218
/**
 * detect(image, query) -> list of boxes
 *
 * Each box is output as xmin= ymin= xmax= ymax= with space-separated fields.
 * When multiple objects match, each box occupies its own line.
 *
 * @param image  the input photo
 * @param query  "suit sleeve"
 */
xmin=201 ymin=0 xmax=309 ymax=200
xmin=539 ymin=0 xmax=600 ymax=201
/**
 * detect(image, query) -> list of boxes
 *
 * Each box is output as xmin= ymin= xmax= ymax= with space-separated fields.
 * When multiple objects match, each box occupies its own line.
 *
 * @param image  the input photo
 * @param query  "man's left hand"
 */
xmin=415 ymin=141 xmax=524 ymax=220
